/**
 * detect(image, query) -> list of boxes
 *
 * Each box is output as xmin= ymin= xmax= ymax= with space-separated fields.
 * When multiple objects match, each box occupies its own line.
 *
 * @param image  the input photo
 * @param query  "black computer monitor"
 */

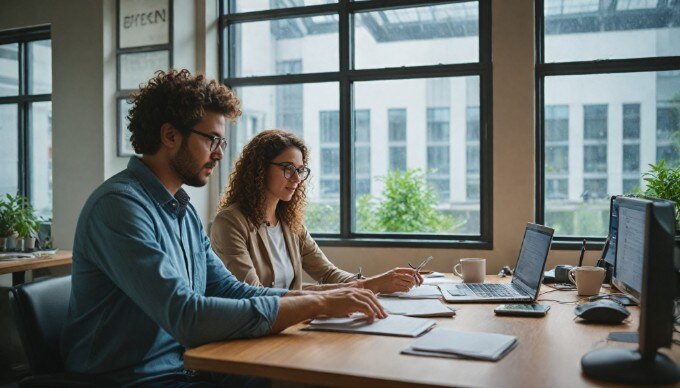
xmin=611 ymin=197 xmax=645 ymax=303
xmin=582 ymin=197 xmax=679 ymax=384
xmin=601 ymin=195 xmax=619 ymax=266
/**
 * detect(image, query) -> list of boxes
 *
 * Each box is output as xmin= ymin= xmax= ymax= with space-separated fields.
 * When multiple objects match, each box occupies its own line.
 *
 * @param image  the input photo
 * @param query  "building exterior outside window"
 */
xmin=221 ymin=1 xmax=491 ymax=243
xmin=540 ymin=0 xmax=680 ymax=238
xmin=0 ymin=28 xmax=52 ymax=219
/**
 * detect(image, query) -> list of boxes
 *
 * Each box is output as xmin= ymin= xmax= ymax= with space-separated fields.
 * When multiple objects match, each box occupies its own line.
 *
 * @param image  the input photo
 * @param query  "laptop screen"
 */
xmin=512 ymin=224 xmax=554 ymax=298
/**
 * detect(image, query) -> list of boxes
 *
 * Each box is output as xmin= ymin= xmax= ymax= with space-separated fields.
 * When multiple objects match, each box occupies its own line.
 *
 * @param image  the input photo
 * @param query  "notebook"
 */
xmin=440 ymin=223 xmax=554 ymax=303
xmin=381 ymin=285 xmax=443 ymax=299
xmin=378 ymin=298 xmax=456 ymax=317
xmin=304 ymin=314 xmax=436 ymax=337
xmin=401 ymin=328 xmax=518 ymax=361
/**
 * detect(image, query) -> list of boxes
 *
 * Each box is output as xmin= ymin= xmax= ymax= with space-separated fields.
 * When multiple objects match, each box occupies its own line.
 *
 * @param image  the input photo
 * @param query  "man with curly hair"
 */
xmin=60 ymin=70 xmax=386 ymax=386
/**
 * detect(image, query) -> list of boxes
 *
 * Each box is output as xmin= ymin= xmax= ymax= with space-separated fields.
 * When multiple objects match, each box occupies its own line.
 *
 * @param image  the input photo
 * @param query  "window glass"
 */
xmin=622 ymin=103 xmax=640 ymax=139
xmin=0 ymin=43 xmax=19 ymax=97
xmin=352 ymin=76 xmax=480 ymax=235
xmin=388 ymin=108 xmax=407 ymax=171
xmin=230 ymin=82 xmax=340 ymax=233
xmin=120 ymin=50 xmax=169 ymax=90
xmin=544 ymin=0 xmax=680 ymax=62
xmin=30 ymin=102 xmax=52 ymax=218
xmin=28 ymin=40 xmax=52 ymax=94
xmin=0 ymin=104 xmax=19 ymax=197
xmin=232 ymin=0 xmax=336 ymax=13
xmin=231 ymin=16 xmax=338 ymax=77
xmin=544 ymin=71 xmax=680 ymax=236
xmin=354 ymin=2 xmax=479 ymax=69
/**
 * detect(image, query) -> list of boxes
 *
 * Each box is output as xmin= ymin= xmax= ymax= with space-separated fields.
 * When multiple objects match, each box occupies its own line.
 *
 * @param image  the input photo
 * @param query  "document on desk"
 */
xmin=378 ymin=298 xmax=456 ymax=317
xmin=423 ymin=277 xmax=456 ymax=286
xmin=304 ymin=314 xmax=436 ymax=337
xmin=382 ymin=285 xmax=443 ymax=299
xmin=401 ymin=328 xmax=518 ymax=361
xmin=423 ymin=272 xmax=445 ymax=278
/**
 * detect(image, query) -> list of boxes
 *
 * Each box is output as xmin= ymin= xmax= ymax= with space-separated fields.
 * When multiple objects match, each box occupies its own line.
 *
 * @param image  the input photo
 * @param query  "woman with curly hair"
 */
xmin=210 ymin=129 xmax=422 ymax=292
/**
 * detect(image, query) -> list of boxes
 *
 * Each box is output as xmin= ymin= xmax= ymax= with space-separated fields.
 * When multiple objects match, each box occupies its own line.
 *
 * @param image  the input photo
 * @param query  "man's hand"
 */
xmin=271 ymin=288 xmax=387 ymax=333
xmin=319 ymin=288 xmax=387 ymax=322
xmin=362 ymin=268 xmax=423 ymax=294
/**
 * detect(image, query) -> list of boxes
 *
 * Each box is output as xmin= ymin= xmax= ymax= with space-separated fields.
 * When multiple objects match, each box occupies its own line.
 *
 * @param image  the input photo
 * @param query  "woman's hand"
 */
xmin=362 ymin=268 xmax=423 ymax=294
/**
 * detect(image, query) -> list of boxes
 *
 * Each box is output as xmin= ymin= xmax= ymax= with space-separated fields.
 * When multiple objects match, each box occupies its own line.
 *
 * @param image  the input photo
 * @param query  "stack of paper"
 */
xmin=304 ymin=314 xmax=436 ymax=337
xmin=402 ymin=328 xmax=518 ymax=361
xmin=379 ymin=298 xmax=456 ymax=317
xmin=382 ymin=285 xmax=443 ymax=299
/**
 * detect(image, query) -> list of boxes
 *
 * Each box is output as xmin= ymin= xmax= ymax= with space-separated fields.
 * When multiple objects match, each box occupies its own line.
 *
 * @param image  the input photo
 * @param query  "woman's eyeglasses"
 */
xmin=189 ymin=129 xmax=227 ymax=153
xmin=270 ymin=162 xmax=310 ymax=181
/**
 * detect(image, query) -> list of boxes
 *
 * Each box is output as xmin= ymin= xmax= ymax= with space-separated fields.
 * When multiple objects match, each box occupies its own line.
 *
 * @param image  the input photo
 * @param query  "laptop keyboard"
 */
xmin=458 ymin=283 xmax=524 ymax=298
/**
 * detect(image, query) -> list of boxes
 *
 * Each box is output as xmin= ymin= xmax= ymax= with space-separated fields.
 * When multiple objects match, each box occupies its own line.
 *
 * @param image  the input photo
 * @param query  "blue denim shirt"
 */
xmin=61 ymin=157 xmax=287 ymax=385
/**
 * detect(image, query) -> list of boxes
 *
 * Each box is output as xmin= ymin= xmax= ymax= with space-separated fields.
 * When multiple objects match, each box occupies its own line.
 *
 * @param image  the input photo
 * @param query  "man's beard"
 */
xmin=170 ymin=142 xmax=216 ymax=187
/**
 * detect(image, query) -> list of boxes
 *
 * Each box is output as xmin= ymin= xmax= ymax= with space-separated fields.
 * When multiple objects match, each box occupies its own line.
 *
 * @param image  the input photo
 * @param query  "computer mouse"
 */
xmin=574 ymin=300 xmax=630 ymax=324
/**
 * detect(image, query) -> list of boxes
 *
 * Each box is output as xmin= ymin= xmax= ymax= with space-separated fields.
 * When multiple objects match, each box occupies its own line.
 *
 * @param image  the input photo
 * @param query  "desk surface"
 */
xmin=184 ymin=276 xmax=680 ymax=387
xmin=0 ymin=250 xmax=72 ymax=275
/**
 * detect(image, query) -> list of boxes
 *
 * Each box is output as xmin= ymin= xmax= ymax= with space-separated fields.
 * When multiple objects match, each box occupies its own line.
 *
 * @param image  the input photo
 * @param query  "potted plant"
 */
xmin=640 ymin=160 xmax=680 ymax=263
xmin=12 ymin=196 xmax=41 ymax=252
xmin=0 ymin=197 xmax=15 ymax=251
xmin=1 ymin=194 xmax=21 ymax=250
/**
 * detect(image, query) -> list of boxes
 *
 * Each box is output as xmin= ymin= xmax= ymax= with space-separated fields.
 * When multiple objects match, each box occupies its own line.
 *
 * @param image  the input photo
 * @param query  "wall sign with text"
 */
xmin=119 ymin=0 xmax=170 ymax=48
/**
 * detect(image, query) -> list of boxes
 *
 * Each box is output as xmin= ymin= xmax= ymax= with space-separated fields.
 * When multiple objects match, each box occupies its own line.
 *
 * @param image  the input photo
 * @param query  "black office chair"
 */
xmin=9 ymin=276 xmax=101 ymax=387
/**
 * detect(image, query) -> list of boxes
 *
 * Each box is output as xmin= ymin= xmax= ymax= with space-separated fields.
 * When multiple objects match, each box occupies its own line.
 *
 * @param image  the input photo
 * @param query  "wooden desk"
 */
xmin=0 ymin=250 xmax=72 ymax=286
xmin=184 ymin=276 xmax=680 ymax=387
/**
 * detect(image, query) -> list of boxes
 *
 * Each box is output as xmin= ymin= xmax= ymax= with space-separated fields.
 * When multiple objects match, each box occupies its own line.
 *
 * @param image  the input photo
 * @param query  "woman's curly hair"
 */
xmin=127 ymin=69 xmax=241 ymax=154
xmin=218 ymin=130 xmax=309 ymax=234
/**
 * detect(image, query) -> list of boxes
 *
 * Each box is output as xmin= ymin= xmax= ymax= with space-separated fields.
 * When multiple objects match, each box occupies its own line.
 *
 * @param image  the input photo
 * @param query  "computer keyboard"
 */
xmin=460 ymin=283 xmax=523 ymax=298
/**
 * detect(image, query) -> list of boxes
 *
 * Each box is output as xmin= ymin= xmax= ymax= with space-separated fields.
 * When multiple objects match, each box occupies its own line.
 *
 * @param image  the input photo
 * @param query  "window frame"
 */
xmin=219 ymin=0 xmax=493 ymax=248
xmin=0 ymin=26 xmax=52 ymax=218
xmin=115 ymin=0 xmax=174 ymax=157
xmin=535 ymin=0 xmax=680 ymax=250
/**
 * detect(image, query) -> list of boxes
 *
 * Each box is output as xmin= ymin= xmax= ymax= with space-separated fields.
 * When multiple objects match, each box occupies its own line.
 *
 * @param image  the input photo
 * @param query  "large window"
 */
xmin=538 ymin=0 xmax=680 ymax=241
xmin=220 ymin=0 xmax=491 ymax=246
xmin=0 ymin=27 xmax=52 ymax=219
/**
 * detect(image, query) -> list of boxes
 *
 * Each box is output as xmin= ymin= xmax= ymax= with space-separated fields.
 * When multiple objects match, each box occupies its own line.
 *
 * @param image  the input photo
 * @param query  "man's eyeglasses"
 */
xmin=189 ymin=129 xmax=227 ymax=153
xmin=270 ymin=162 xmax=311 ymax=181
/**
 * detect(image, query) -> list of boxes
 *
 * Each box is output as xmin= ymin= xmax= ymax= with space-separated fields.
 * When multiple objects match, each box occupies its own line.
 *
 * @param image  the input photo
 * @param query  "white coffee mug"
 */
xmin=453 ymin=258 xmax=486 ymax=283
xmin=569 ymin=266 xmax=606 ymax=296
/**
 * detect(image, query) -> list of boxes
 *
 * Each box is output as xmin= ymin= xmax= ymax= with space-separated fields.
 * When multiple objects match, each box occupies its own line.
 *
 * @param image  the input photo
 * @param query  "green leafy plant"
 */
xmin=4 ymin=194 xmax=41 ymax=239
xmin=0 ymin=194 xmax=21 ymax=237
xmin=360 ymin=169 xmax=465 ymax=233
xmin=641 ymin=160 xmax=680 ymax=231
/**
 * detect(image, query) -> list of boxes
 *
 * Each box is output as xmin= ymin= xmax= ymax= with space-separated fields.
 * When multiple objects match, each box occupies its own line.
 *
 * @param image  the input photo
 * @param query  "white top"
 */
xmin=266 ymin=221 xmax=295 ymax=289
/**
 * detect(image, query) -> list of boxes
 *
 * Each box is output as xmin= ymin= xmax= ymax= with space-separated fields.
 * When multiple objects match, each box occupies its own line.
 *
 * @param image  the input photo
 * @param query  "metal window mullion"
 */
xmin=478 ymin=0 xmax=493 ymax=244
xmin=339 ymin=0 xmax=352 ymax=238
xmin=535 ymin=0 xmax=547 ymax=227
xmin=537 ymin=56 xmax=680 ymax=77
xmin=18 ymin=40 xmax=29 ymax=199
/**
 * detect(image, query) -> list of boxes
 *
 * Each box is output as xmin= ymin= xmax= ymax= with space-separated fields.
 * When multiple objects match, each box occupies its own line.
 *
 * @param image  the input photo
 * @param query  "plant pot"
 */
xmin=0 ymin=237 xmax=6 ymax=251
xmin=23 ymin=237 xmax=36 ymax=251
xmin=6 ymin=234 xmax=18 ymax=250
xmin=15 ymin=237 xmax=25 ymax=252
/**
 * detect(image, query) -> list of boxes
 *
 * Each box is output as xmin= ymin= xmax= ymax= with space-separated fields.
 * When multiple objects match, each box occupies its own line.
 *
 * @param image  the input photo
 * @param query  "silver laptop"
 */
xmin=441 ymin=223 xmax=554 ymax=303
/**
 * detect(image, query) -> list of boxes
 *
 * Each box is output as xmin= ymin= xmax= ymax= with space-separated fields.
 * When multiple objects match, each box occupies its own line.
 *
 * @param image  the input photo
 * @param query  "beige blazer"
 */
xmin=210 ymin=203 xmax=356 ymax=289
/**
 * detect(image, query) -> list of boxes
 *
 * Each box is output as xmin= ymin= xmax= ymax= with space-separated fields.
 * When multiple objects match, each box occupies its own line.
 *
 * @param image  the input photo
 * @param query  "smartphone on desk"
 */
xmin=494 ymin=304 xmax=550 ymax=317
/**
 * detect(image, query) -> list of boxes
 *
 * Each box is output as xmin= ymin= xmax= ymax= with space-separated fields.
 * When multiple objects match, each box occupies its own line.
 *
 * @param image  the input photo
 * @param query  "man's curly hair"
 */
xmin=127 ymin=69 xmax=241 ymax=154
xmin=217 ymin=130 xmax=308 ymax=234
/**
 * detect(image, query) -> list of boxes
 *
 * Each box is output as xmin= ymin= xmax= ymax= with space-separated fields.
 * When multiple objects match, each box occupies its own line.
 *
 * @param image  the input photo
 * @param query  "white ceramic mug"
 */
xmin=453 ymin=258 xmax=486 ymax=283
xmin=568 ymin=266 xmax=606 ymax=296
